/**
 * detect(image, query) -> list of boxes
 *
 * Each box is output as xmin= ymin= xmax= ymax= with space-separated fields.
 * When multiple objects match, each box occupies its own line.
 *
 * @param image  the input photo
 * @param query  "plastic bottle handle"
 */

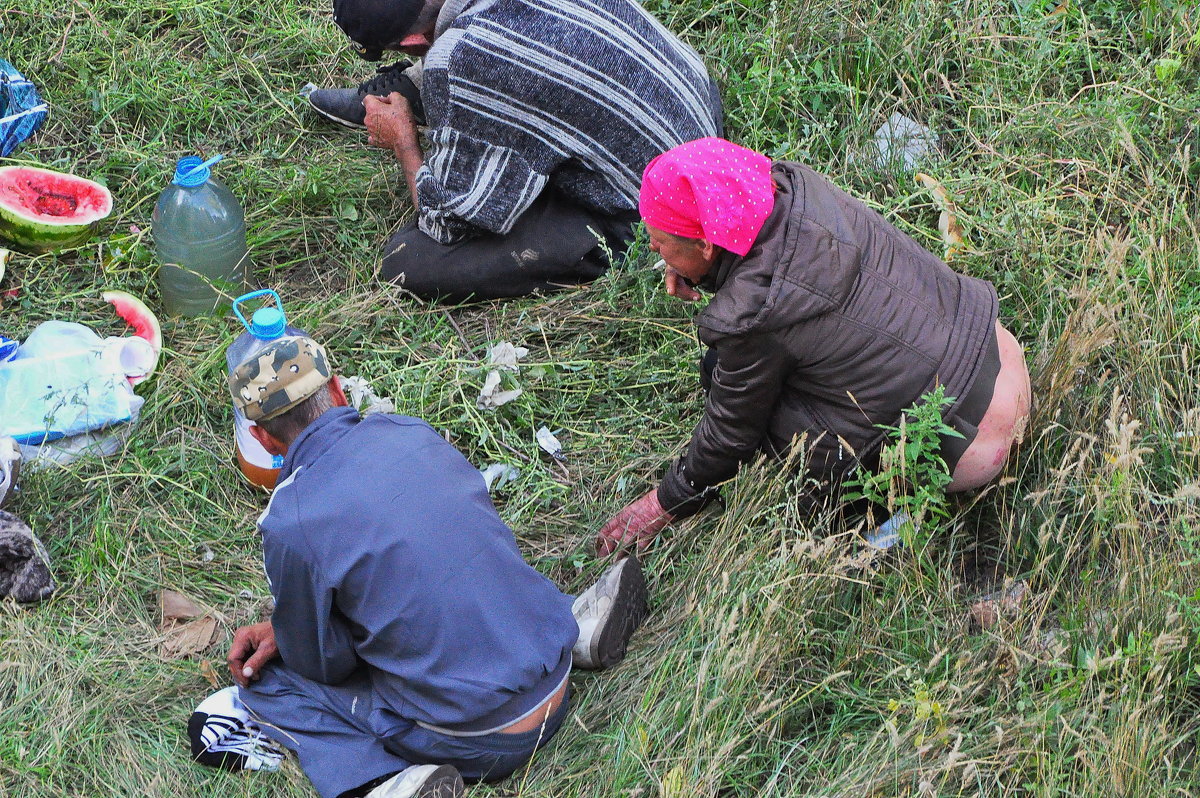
xmin=232 ymin=289 xmax=284 ymax=335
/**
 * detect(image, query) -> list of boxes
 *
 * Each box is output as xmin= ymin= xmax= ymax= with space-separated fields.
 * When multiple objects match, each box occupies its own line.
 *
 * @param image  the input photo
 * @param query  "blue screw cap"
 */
xmin=173 ymin=154 xmax=224 ymax=187
xmin=233 ymin=289 xmax=288 ymax=338
xmin=250 ymin=307 xmax=286 ymax=339
xmin=172 ymin=156 xmax=211 ymax=187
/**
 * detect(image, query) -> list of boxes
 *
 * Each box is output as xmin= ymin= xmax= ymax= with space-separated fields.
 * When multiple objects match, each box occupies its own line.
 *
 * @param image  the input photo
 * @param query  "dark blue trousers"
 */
xmin=243 ymin=664 xmax=569 ymax=798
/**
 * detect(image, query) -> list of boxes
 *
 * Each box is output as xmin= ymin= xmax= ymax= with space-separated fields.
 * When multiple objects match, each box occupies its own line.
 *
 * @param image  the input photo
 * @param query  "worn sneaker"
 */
xmin=0 ymin=436 xmax=19 ymax=508
xmin=571 ymin=556 xmax=649 ymax=670
xmin=307 ymin=61 xmax=423 ymax=129
xmin=366 ymin=764 xmax=464 ymax=798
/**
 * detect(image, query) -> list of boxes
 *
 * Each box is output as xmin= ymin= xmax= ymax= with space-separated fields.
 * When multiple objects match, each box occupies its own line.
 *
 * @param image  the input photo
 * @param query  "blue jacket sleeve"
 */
xmin=263 ymin=503 xmax=360 ymax=685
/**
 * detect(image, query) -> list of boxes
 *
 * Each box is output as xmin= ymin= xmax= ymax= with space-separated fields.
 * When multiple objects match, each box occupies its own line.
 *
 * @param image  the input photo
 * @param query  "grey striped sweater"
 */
xmin=415 ymin=0 xmax=723 ymax=243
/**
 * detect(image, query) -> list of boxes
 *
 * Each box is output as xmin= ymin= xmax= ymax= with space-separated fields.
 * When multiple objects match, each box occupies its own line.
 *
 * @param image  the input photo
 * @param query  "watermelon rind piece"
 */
xmin=0 ymin=165 xmax=113 ymax=254
xmin=101 ymin=289 xmax=163 ymax=386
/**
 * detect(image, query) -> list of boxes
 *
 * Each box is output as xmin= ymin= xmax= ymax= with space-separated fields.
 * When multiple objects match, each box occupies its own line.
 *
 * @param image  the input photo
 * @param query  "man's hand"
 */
xmin=228 ymin=621 xmax=279 ymax=688
xmin=596 ymin=488 xmax=674 ymax=556
xmin=363 ymin=92 xmax=424 ymax=206
xmin=363 ymin=92 xmax=418 ymax=151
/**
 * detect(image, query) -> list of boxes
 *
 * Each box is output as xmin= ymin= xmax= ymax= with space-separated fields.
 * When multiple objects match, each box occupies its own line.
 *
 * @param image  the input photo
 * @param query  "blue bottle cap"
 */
xmin=233 ymin=289 xmax=287 ymax=337
xmin=250 ymin=307 xmax=286 ymax=339
xmin=172 ymin=156 xmax=210 ymax=187
xmin=172 ymin=154 xmax=224 ymax=187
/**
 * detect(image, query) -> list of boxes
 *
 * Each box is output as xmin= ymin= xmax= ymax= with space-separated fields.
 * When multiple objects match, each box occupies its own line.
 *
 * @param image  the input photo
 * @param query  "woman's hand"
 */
xmin=664 ymin=266 xmax=702 ymax=301
xmin=596 ymin=489 xmax=674 ymax=556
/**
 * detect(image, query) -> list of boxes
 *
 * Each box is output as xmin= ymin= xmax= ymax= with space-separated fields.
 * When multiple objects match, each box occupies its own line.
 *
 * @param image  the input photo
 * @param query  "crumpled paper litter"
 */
xmin=477 ymin=341 xmax=529 ymax=410
xmin=479 ymin=463 xmax=520 ymax=492
xmin=341 ymin=375 xmax=396 ymax=415
xmin=536 ymin=426 xmax=566 ymax=461
xmin=486 ymin=342 xmax=529 ymax=371
xmin=158 ymin=589 xmax=221 ymax=660
xmin=477 ymin=370 xmax=523 ymax=409
xmin=870 ymin=112 xmax=939 ymax=171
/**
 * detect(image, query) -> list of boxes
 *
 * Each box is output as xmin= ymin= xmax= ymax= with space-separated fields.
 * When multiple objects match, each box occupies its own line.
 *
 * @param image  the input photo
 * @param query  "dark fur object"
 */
xmin=0 ymin=510 xmax=54 ymax=603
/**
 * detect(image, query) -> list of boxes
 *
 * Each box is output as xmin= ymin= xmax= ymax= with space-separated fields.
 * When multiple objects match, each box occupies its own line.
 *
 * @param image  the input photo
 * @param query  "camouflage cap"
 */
xmin=229 ymin=336 xmax=334 ymax=422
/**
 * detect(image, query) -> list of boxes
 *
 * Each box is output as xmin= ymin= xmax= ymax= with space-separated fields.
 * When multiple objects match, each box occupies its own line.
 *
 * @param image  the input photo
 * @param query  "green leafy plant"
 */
xmin=843 ymin=385 xmax=959 ymax=545
xmin=886 ymin=682 xmax=950 ymax=747
xmin=1154 ymin=55 xmax=1182 ymax=83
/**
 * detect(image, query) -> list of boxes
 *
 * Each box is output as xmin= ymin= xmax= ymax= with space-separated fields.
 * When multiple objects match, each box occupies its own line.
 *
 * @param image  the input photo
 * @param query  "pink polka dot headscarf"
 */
xmin=639 ymin=137 xmax=775 ymax=257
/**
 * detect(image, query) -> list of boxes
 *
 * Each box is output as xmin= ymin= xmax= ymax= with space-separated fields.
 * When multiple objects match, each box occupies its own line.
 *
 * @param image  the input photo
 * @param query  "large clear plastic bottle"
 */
xmin=226 ymin=290 xmax=307 ymax=490
xmin=153 ymin=155 xmax=250 ymax=316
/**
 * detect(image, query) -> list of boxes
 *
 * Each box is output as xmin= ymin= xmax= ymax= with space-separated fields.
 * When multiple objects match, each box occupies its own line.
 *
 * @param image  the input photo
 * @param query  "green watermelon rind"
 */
xmin=0 ymin=214 xmax=94 ymax=253
xmin=0 ymin=166 xmax=113 ymax=254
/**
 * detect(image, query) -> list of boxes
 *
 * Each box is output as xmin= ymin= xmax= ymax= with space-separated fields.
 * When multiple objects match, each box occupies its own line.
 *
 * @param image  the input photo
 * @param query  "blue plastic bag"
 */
xmin=0 ymin=59 xmax=48 ymax=157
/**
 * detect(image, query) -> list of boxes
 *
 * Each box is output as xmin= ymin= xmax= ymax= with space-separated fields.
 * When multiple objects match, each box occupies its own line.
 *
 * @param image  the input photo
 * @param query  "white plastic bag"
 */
xmin=0 ymin=321 xmax=149 ymax=445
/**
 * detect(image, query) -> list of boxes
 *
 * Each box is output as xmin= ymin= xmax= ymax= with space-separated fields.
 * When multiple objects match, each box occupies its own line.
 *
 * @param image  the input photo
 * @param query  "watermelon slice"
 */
xmin=0 ymin=165 xmax=113 ymax=253
xmin=101 ymin=289 xmax=162 ymax=385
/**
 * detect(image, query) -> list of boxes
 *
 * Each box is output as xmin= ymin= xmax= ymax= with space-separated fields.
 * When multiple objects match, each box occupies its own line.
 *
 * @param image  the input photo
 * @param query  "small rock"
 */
xmin=969 ymin=579 xmax=1029 ymax=629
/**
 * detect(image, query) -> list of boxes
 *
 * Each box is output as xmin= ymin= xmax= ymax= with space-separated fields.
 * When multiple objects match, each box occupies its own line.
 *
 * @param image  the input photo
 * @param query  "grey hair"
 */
xmin=257 ymin=383 xmax=336 ymax=446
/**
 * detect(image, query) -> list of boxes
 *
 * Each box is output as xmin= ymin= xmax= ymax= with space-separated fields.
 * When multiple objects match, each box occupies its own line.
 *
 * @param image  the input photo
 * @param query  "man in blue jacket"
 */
xmin=222 ymin=335 xmax=648 ymax=798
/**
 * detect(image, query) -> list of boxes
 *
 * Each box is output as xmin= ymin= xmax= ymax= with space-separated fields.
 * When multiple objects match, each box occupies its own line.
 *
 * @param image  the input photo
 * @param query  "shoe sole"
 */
xmin=416 ymin=765 xmax=464 ymax=798
xmin=307 ymin=96 xmax=367 ymax=130
xmin=592 ymin=558 xmax=649 ymax=669
xmin=373 ymin=765 xmax=464 ymax=798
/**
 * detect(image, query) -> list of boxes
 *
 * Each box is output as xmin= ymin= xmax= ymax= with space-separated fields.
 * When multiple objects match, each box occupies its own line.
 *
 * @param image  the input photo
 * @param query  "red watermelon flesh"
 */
xmin=34 ymin=192 xmax=78 ymax=217
xmin=0 ymin=165 xmax=113 ymax=253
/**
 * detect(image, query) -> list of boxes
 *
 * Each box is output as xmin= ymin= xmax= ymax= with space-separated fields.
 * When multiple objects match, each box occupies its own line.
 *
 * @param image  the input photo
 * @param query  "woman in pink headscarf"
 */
xmin=597 ymin=137 xmax=1031 ymax=555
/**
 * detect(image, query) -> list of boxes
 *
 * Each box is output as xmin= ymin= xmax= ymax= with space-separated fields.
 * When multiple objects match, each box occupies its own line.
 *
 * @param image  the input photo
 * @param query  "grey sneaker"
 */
xmin=366 ymin=764 xmax=463 ymax=798
xmin=307 ymin=61 xmax=423 ymax=129
xmin=571 ymin=557 xmax=649 ymax=670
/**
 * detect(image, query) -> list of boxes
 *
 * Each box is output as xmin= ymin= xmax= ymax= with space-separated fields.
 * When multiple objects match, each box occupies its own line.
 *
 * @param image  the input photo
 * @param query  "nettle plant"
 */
xmin=844 ymin=385 xmax=959 ymax=546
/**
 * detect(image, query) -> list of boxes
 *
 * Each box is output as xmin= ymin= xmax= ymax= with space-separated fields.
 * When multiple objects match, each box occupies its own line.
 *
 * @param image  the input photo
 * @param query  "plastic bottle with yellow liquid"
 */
xmin=226 ymin=290 xmax=307 ymax=489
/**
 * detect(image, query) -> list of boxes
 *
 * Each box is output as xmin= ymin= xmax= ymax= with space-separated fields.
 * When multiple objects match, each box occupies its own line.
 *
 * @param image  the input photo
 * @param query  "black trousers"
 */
xmin=381 ymin=189 xmax=638 ymax=303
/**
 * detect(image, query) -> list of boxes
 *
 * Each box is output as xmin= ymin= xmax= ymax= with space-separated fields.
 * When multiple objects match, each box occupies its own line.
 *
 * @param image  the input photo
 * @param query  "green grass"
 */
xmin=3 ymin=0 xmax=1200 ymax=795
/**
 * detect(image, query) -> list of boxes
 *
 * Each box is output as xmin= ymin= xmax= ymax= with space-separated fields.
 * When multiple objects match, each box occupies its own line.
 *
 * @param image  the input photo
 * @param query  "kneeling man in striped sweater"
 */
xmin=309 ymin=0 xmax=723 ymax=302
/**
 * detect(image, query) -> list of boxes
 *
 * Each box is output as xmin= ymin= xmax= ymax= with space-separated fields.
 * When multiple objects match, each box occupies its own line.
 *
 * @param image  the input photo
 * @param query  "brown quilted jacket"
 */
xmin=656 ymin=161 xmax=998 ymax=516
